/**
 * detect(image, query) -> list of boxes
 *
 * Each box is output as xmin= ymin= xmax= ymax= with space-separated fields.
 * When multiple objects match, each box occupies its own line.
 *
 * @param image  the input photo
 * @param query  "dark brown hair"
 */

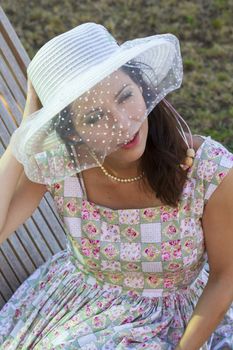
xmin=139 ymin=99 xmax=189 ymax=207
xmin=52 ymin=62 xmax=190 ymax=208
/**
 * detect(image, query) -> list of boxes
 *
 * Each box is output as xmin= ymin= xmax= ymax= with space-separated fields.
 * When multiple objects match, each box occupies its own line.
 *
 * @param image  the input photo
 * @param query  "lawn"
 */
xmin=2 ymin=0 xmax=233 ymax=149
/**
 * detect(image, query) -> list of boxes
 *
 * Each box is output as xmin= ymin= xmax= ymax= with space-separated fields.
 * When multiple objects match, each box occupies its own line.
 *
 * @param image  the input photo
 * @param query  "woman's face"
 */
xmin=70 ymin=68 xmax=149 ymax=167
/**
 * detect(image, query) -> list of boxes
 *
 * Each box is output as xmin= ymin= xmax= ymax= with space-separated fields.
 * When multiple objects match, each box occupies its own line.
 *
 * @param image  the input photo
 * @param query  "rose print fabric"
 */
xmin=0 ymin=135 xmax=233 ymax=349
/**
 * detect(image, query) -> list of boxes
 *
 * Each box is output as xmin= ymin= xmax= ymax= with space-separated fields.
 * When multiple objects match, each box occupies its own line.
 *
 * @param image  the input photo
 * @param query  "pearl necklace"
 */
xmin=89 ymin=145 xmax=195 ymax=183
xmin=90 ymin=151 xmax=145 ymax=183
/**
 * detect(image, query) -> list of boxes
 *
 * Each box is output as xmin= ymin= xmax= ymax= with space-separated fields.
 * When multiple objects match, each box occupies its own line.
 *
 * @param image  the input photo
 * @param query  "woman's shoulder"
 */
xmin=185 ymin=132 xmax=233 ymax=171
xmin=189 ymin=134 xmax=233 ymax=206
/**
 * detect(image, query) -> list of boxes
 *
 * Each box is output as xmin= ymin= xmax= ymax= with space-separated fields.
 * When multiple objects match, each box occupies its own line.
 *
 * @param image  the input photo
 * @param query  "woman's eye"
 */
xmin=85 ymin=91 xmax=133 ymax=124
xmin=86 ymin=112 xmax=104 ymax=124
xmin=118 ymin=91 xmax=133 ymax=103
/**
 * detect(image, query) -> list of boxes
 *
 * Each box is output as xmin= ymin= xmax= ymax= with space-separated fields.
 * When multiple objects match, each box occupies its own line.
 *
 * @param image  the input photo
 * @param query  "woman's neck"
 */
xmin=102 ymin=158 xmax=142 ymax=178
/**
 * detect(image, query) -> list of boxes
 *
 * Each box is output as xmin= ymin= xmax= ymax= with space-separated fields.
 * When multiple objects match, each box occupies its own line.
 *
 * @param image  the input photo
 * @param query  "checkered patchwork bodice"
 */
xmin=46 ymin=135 xmax=233 ymax=297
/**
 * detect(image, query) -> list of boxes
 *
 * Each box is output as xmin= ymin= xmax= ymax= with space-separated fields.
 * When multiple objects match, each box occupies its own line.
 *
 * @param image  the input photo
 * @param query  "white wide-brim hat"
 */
xmin=9 ymin=22 xmax=183 ymax=184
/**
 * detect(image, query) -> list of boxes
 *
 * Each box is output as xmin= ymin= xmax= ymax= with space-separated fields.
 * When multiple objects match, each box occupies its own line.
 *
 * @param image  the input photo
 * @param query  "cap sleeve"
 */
xmin=196 ymin=136 xmax=233 ymax=206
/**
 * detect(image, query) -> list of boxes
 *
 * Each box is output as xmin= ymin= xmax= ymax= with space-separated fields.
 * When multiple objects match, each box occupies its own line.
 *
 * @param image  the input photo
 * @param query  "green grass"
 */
xmin=2 ymin=0 xmax=233 ymax=151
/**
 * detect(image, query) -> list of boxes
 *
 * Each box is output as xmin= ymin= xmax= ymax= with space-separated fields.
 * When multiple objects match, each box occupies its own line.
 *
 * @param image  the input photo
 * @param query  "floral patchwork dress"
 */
xmin=0 ymin=135 xmax=233 ymax=350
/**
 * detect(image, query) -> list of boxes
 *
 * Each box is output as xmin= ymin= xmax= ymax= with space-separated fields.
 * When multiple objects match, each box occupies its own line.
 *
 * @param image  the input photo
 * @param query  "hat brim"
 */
xmin=22 ymin=34 xmax=182 ymax=151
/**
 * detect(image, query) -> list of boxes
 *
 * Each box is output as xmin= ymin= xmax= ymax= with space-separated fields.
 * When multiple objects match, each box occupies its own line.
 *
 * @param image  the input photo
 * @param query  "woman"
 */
xmin=0 ymin=22 xmax=232 ymax=349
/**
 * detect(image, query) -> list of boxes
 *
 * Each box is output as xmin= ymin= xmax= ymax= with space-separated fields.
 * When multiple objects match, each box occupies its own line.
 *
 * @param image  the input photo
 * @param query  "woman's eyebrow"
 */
xmin=114 ymin=84 xmax=131 ymax=98
xmin=86 ymin=84 xmax=131 ymax=116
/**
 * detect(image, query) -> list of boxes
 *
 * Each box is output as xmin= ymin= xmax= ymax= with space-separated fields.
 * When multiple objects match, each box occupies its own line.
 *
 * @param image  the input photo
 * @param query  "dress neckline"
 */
xmin=76 ymin=135 xmax=211 ymax=212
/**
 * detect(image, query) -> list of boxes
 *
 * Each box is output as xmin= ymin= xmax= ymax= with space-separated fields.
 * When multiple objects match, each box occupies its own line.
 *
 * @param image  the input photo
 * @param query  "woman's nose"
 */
xmin=110 ymin=108 xmax=132 ymax=132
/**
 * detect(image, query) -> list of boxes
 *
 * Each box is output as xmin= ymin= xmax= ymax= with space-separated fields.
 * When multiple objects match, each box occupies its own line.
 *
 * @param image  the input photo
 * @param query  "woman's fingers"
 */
xmin=23 ymin=79 xmax=42 ymax=119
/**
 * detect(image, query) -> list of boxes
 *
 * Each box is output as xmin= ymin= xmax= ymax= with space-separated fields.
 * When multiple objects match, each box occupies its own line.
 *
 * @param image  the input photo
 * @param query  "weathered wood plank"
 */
xmin=7 ymin=233 xmax=35 ymax=277
xmin=0 ymin=55 xmax=25 ymax=106
xmin=6 ymin=225 xmax=45 ymax=267
xmin=0 ymin=32 xmax=27 ymax=90
xmin=0 ymin=250 xmax=20 ymax=292
xmin=30 ymin=208 xmax=62 ymax=254
xmin=0 ymin=271 xmax=13 ymax=304
xmin=22 ymin=217 xmax=53 ymax=261
xmin=0 ymin=293 xmax=6 ymax=310
xmin=0 ymin=141 xmax=4 ymax=155
xmin=0 ymin=7 xmax=30 ymax=70
xmin=35 ymin=197 xmax=67 ymax=249
xmin=0 ymin=102 xmax=18 ymax=134
xmin=0 ymin=115 xmax=10 ymax=146
xmin=0 ymin=240 xmax=28 ymax=283
xmin=0 ymin=74 xmax=23 ymax=125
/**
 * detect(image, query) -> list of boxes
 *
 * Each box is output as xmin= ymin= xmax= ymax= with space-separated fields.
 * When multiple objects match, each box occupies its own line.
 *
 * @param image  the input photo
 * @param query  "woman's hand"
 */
xmin=22 ymin=79 xmax=42 ymax=120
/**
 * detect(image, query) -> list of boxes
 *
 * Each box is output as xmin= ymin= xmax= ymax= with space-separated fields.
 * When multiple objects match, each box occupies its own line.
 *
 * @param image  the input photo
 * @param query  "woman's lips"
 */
xmin=118 ymin=131 xmax=138 ymax=146
xmin=120 ymin=130 xmax=140 ymax=149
